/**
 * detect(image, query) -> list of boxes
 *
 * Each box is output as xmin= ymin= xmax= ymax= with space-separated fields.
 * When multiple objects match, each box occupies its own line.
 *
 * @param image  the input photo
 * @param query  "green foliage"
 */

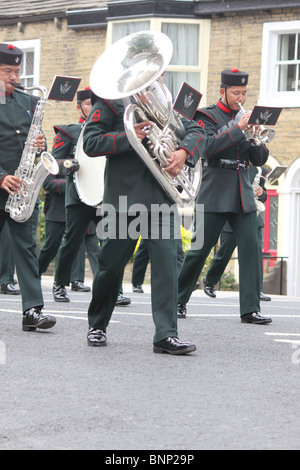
xmin=129 ymin=226 xmax=238 ymax=291
xmin=201 ymin=248 xmax=239 ymax=291
xmin=39 ymin=202 xmax=45 ymax=245
xmin=181 ymin=226 xmax=193 ymax=255
xmin=220 ymin=270 xmax=239 ymax=291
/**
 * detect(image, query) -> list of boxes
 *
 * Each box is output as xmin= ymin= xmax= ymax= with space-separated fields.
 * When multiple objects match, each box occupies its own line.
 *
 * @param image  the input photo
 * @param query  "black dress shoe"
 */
xmin=241 ymin=312 xmax=272 ymax=324
xmin=203 ymin=279 xmax=216 ymax=298
xmin=22 ymin=308 xmax=56 ymax=331
xmin=177 ymin=303 xmax=187 ymax=318
xmin=53 ymin=282 xmax=70 ymax=302
xmin=153 ymin=337 xmax=196 ymax=355
xmin=115 ymin=294 xmax=131 ymax=306
xmin=87 ymin=328 xmax=107 ymax=347
xmin=71 ymin=281 xmax=91 ymax=292
xmin=0 ymin=283 xmax=21 ymax=295
xmin=132 ymin=285 xmax=144 ymax=293
xmin=260 ymin=292 xmax=271 ymax=301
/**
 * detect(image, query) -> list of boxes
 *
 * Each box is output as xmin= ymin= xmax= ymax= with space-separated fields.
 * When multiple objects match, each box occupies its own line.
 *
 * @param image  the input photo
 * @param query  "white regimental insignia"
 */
xmin=260 ymin=111 xmax=272 ymax=123
xmin=184 ymin=93 xmax=194 ymax=109
xmin=60 ymin=83 xmax=72 ymax=95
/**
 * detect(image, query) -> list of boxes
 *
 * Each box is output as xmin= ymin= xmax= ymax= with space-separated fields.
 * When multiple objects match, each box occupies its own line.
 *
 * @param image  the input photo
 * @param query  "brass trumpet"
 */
xmin=237 ymin=102 xmax=275 ymax=146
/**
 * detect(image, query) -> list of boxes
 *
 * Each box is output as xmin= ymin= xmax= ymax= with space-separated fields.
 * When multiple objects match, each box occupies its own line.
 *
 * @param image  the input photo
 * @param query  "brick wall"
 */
xmin=1 ymin=9 xmax=300 ymax=166
xmin=0 ymin=19 xmax=106 ymax=146
xmin=206 ymin=8 xmax=300 ymax=167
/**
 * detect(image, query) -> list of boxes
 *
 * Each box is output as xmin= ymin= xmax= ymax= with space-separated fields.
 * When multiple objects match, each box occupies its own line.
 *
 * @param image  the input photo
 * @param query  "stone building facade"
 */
xmin=1 ymin=0 xmax=300 ymax=294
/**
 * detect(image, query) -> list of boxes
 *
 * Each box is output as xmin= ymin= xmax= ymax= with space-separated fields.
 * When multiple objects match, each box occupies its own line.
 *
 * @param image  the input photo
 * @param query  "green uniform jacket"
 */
xmin=223 ymin=165 xmax=268 ymax=233
xmin=194 ymin=100 xmax=269 ymax=213
xmin=43 ymin=123 xmax=81 ymax=222
xmin=43 ymin=160 xmax=67 ymax=223
xmin=47 ymin=122 xmax=96 ymax=234
xmin=83 ymin=97 xmax=206 ymax=212
xmin=0 ymin=89 xmax=39 ymax=209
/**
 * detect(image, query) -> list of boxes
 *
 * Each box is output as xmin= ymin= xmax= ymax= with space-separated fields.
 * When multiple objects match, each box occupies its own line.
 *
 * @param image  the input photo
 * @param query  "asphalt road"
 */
xmin=0 ymin=276 xmax=300 ymax=451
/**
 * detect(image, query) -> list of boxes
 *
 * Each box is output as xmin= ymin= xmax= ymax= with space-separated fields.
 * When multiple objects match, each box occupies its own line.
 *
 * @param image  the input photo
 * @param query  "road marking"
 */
xmin=54 ymin=314 xmax=120 ymax=323
xmin=2 ymin=295 xmax=300 ymax=312
xmin=0 ymin=309 xmax=119 ymax=322
xmin=1 ymin=309 xmax=300 ymax=319
xmin=188 ymin=313 xmax=300 ymax=318
xmin=265 ymin=333 xmax=300 ymax=336
xmin=274 ymin=339 xmax=300 ymax=345
xmin=264 ymin=332 xmax=300 ymax=346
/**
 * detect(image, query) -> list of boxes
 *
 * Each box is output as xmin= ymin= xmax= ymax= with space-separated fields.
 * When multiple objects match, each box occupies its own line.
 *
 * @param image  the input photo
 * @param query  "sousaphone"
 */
xmin=89 ymin=30 xmax=202 ymax=207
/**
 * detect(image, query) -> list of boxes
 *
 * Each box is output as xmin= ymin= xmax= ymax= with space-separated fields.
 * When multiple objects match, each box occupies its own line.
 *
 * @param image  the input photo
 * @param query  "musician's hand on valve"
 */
xmin=0 ymin=175 xmax=22 ymax=195
xmin=134 ymin=121 xmax=152 ymax=140
xmin=165 ymin=149 xmax=188 ymax=178
xmin=248 ymin=124 xmax=259 ymax=136
xmin=238 ymin=112 xmax=251 ymax=131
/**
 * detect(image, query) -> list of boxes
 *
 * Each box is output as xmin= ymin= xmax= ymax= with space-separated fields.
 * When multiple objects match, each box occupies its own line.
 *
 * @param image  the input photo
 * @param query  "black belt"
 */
xmin=202 ymin=159 xmax=250 ymax=171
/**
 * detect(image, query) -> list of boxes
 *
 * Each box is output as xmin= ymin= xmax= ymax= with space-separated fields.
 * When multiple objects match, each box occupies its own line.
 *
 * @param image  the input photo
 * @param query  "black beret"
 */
xmin=77 ymin=87 xmax=91 ymax=102
xmin=0 ymin=43 xmax=23 ymax=66
xmin=221 ymin=68 xmax=249 ymax=86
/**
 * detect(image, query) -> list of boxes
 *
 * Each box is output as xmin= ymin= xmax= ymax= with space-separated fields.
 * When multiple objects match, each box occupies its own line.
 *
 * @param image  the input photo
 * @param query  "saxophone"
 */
xmin=5 ymin=83 xmax=59 ymax=223
xmin=252 ymin=166 xmax=265 ymax=215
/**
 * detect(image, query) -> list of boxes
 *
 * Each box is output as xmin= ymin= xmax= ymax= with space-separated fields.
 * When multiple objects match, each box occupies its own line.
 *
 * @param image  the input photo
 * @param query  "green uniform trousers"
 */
xmin=0 ymin=221 xmax=16 ymax=285
xmin=132 ymin=237 xmax=184 ymax=286
xmin=206 ymin=227 xmax=264 ymax=291
xmin=38 ymin=220 xmax=99 ymax=282
xmin=0 ymin=206 xmax=43 ymax=312
xmin=178 ymin=211 xmax=261 ymax=317
xmin=88 ymin=213 xmax=179 ymax=344
xmin=205 ymin=229 xmax=238 ymax=286
xmin=54 ymin=204 xmax=98 ymax=286
xmin=83 ymin=232 xmax=100 ymax=277
xmin=131 ymin=238 xmax=150 ymax=286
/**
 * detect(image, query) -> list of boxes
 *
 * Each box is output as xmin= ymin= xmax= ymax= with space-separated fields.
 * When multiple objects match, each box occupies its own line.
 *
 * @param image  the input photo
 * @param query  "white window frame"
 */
xmin=106 ymin=18 xmax=211 ymax=106
xmin=10 ymin=39 xmax=41 ymax=86
xmin=259 ymin=20 xmax=300 ymax=108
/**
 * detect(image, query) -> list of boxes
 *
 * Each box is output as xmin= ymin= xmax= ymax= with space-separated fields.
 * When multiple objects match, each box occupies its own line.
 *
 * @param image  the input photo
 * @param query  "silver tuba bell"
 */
xmin=89 ymin=31 xmax=202 ymax=207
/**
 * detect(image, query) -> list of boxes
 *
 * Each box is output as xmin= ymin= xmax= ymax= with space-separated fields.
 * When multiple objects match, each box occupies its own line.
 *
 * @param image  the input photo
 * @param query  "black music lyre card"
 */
xmin=248 ymin=105 xmax=282 ymax=126
xmin=173 ymin=82 xmax=203 ymax=120
xmin=47 ymin=75 xmax=81 ymax=102
xmin=266 ymin=166 xmax=288 ymax=184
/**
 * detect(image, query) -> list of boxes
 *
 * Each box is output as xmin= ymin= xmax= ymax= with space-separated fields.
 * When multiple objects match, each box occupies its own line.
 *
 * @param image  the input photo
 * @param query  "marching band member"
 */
xmin=51 ymin=88 xmax=131 ymax=307
xmin=0 ymin=43 xmax=56 ymax=331
xmin=39 ymin=88 xmax=99 ymax=301
xmin=82 ymin=82 xmax=206 ymax=353
xmin=177 ymin=68 xmax=272 ymax=324
xmin=203 ymin=165 xmax=271 ymax=301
